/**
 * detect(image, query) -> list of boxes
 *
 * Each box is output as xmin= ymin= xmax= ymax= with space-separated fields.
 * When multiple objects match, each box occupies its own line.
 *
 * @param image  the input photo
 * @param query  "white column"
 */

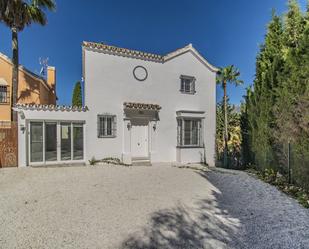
xmin=122 ymin=119 xmax=132 ymax=165
xmin=149 ymin=121 xmax=158 ymax=163
xmin=18 ymin=114 xmax=27 ymax=167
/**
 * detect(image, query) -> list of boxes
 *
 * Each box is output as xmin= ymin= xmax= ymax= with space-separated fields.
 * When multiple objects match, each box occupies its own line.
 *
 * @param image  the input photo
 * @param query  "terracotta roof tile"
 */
xmin=83 ymin=42 xmax=164 ymax=62
xmin=123 ymin=102 xmax=161 ymax=111
xmin=82 ymin=41 xmax=219 ymax=72
xmin=14 ymin=104 xmax=89 ymax=112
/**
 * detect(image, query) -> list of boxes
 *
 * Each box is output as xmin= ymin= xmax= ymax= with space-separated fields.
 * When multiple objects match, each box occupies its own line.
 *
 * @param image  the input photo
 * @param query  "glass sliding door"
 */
xmin=73 ymin=123 xmax=84 ymax=160
xmin=29 ymin=121 xmax=84 ymax=165
xmin=30 ymin=122 xmax=43 ymax=162
xmin=45 ymin=123 xmax=57 ymax=161
xmin=61 ymin=123 xmax=71 ymax=160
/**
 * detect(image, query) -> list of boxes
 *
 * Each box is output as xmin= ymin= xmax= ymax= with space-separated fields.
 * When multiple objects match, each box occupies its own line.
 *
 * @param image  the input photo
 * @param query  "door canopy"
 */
xmin=124 ymin=102 xmax=161 ymax=121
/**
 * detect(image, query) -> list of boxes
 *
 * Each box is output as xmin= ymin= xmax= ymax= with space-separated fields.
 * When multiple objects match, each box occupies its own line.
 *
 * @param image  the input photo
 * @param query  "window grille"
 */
xmin=180 ymin=75 xmax=196 ymax=94
xmin=0 ymin=85 xmax=9 ymax=104
xmin=97 ymin=115 xmax=117 ymax=138
xmin=177 ymin=118 xmax=202 ymax=147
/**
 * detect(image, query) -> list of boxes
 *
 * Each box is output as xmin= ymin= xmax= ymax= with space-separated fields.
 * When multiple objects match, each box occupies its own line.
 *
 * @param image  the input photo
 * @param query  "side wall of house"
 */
xmin=84 ymin=49 xmax=216 ymax=165
xmin=0 ymin=56 xmax=12 ymax=121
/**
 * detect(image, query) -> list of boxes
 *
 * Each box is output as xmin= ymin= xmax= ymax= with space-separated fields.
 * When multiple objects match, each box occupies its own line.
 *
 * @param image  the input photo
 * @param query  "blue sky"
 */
xmin=0 ymin=0 xmax=307 ymax=105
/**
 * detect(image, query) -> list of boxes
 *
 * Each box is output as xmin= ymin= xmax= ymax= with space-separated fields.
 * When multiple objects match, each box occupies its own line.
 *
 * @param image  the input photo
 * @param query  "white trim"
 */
xmin=176 ymin=110 xmax=205 ymax=119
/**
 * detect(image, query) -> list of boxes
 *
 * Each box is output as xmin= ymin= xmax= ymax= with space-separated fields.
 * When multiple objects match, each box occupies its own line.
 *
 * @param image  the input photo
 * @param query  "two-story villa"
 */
xmin=15 ymin=42 xmax=218 ymax=167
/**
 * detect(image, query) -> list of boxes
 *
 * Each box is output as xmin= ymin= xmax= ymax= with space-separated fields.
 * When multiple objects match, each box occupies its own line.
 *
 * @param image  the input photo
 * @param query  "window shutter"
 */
xmin=112 ymin=116 xmax=117 ymax=137
xmin=177 ymin=119 xmax=182 ymax=146
xmin=180 ymin=78 xmax=184 ymax=92
xmin=97 ymin=115 xmax=101 ymax=138
xmin=192 ymin=79 xmax=196 ymax=93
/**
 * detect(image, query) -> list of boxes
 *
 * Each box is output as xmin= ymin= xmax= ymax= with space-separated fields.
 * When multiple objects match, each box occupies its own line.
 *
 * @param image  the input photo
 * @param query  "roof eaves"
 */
xmin=82 ymin=42 xmax=219 ymax=72
xmin=0 ymin=52 xmax=54 ymax=91
xmin=14 ymin=103 xmax=89 ymax=112
xmin=83 ymin=41 xmax=164 ymax=63
xmin=163 ymin=44 xmax=219 ymax=73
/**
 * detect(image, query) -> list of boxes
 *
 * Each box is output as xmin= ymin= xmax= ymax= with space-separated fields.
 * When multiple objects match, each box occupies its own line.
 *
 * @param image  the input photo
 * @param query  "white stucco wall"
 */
xmin=84 ymin=47 xmax=216 ymax=165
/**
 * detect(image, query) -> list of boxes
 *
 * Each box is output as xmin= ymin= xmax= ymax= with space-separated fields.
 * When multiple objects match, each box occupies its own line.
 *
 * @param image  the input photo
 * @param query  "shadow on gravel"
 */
xmin=120 ymin=171 xmax=243 ymax=249
xmin=120 ymin=200 xmax=240 ymax=249
xmin=196 ymin=169 xmax=309 ymax=249
xmin=120 ymin=168 xmax=309 ymax=249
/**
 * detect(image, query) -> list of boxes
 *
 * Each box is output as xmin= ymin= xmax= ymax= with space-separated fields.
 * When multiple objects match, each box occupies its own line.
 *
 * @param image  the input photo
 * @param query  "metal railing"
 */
xmin=0 ymin=87 xmax=10 ymax=104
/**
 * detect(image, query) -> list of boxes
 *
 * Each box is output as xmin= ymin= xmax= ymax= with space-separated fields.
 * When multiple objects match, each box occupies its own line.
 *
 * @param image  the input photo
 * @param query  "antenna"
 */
xmin=39 ymin=57 xmax=49 ymax=78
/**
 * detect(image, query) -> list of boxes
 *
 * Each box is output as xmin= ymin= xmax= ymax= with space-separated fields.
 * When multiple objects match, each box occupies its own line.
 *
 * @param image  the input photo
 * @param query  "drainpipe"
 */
xmin=81 ymin=77 xmax=85 ymax=106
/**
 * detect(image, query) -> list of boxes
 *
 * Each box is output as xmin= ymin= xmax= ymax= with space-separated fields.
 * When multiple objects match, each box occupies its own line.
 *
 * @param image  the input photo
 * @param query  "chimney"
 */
xmin=47 ymin=66 xmax=56 ymax=92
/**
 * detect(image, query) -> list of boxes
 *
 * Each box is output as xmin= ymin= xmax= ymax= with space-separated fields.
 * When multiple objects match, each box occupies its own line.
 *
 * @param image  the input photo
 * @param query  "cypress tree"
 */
xmin=275 ymin=0 xmax=306 ymax=143
xmin=247 ymin=13 xmax=284 ymax=170
xmin=243 ymin=0 xmax=309 ymax=189
xmin=274 ymin=2 xmax=309 ymax=186
xmin=283 ymin=0 xmax=305 ymax=49
xmin=72 ymin=81 xmax=82 ymax=107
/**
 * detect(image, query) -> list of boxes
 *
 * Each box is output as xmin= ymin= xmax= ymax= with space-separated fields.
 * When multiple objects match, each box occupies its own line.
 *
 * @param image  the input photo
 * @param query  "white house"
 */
xmin=16 ymin=42 xmax=218 ymax=167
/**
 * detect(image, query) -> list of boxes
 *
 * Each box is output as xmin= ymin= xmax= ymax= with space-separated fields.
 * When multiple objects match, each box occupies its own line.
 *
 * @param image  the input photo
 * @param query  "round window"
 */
xmin=133 ymin=66 xmax=148 ymax=81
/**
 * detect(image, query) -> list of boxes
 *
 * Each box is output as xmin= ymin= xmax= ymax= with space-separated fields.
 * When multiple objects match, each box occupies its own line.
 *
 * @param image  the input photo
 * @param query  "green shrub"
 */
xmin=89 ymin=157 xmax=98 ymax=166
xmin=263 ymin=168 xmax=277 ymax=183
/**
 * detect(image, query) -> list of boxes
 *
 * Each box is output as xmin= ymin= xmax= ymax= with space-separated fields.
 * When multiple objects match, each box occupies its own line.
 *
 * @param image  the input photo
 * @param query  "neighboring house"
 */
xmin=0 ymin=52 xmax=57 ymax=126
xmin=15 ymin=42 xmax=218 ymax=167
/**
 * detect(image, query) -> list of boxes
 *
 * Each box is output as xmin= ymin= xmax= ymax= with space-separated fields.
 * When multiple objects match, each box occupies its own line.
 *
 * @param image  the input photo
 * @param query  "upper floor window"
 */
xmin=180 ymin=75 xmax=196 ymax=94
xmin=97 ymin=114 xmax=117 ymax=138
xmin=0 ymin=85 xmax=9 ymax=104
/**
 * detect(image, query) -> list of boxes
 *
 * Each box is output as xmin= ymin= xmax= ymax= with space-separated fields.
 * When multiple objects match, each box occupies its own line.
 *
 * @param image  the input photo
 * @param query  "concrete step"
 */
xmin=132 ymin=160 xmax=152 ymax=166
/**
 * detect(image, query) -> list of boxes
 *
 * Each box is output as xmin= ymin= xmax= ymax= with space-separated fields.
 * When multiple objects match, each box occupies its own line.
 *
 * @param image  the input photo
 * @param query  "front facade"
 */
xmin=16 ymin=42 xmax=217 ymax=167
xmin=83 ymin=42 xmax=218 ymax=166
xmin=0 ymin=53 xmax=57 ymax=126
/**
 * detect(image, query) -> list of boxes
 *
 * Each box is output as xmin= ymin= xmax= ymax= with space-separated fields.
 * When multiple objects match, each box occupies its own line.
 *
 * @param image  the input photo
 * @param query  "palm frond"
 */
xmin=216 ymin=65 xmax=243 ymax=86
xmin=0 ymin=0 xmax=55 ymax=30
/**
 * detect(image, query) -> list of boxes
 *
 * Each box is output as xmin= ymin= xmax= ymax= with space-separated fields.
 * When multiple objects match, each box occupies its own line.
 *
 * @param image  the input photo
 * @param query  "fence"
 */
xmin=288 ymin=142 xmax=309 ymax=191
xmin=0 ymin=122 xmax=18 ymax=167
xmin=245 ymin=142 xmax=309 ymax=192
xmin=216 ymin=141 xmax=309 ymax=191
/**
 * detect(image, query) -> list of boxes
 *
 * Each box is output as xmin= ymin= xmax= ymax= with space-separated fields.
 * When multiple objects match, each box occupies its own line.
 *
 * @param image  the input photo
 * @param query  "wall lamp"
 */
xmin=20 ymin=124 xmax=26 ymax=133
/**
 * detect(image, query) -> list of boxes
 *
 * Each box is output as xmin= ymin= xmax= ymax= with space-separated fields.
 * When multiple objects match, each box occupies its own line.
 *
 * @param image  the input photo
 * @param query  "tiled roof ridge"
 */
xmin=14 ymin=103 xmax=89 ymax=112
xmin=82 ymin=41 xmax=219 ymax=72
xmin=83 ymin=41 xmax=164 ymax=62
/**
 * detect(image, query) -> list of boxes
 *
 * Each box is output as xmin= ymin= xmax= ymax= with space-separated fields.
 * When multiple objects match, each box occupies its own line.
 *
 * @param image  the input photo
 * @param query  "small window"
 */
xmin=177 ymin=118 xmax=202 ymax=147
xmin=180 ymin=75 xmax=196 ymax=94
xmin=0 ymin=85 xmax=9 ymax=103
xmin=97 ymin=115 xmax=117 ymax=138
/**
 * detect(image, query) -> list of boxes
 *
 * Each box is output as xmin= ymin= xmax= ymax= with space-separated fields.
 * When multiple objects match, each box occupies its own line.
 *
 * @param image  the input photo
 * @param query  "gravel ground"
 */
xmin=0 ymin=165 xmax=308 ymax=249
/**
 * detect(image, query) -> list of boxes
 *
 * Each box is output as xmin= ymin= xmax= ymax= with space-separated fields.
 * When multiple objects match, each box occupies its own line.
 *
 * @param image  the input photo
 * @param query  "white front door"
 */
xmin=131 ymin=125 xmax=149 ymax=158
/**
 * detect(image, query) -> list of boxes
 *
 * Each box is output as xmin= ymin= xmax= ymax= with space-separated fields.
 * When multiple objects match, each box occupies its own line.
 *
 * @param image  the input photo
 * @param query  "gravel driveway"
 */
xmin=0 ymin=165 xmax=308 ymax=249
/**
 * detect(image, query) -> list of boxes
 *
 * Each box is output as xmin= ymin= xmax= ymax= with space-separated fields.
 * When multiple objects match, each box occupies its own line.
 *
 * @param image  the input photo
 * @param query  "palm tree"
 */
xmin=216 ymin=65 xmax=243 ymax=168
xmin=0 ymin=0 xmax=55 ymax=121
